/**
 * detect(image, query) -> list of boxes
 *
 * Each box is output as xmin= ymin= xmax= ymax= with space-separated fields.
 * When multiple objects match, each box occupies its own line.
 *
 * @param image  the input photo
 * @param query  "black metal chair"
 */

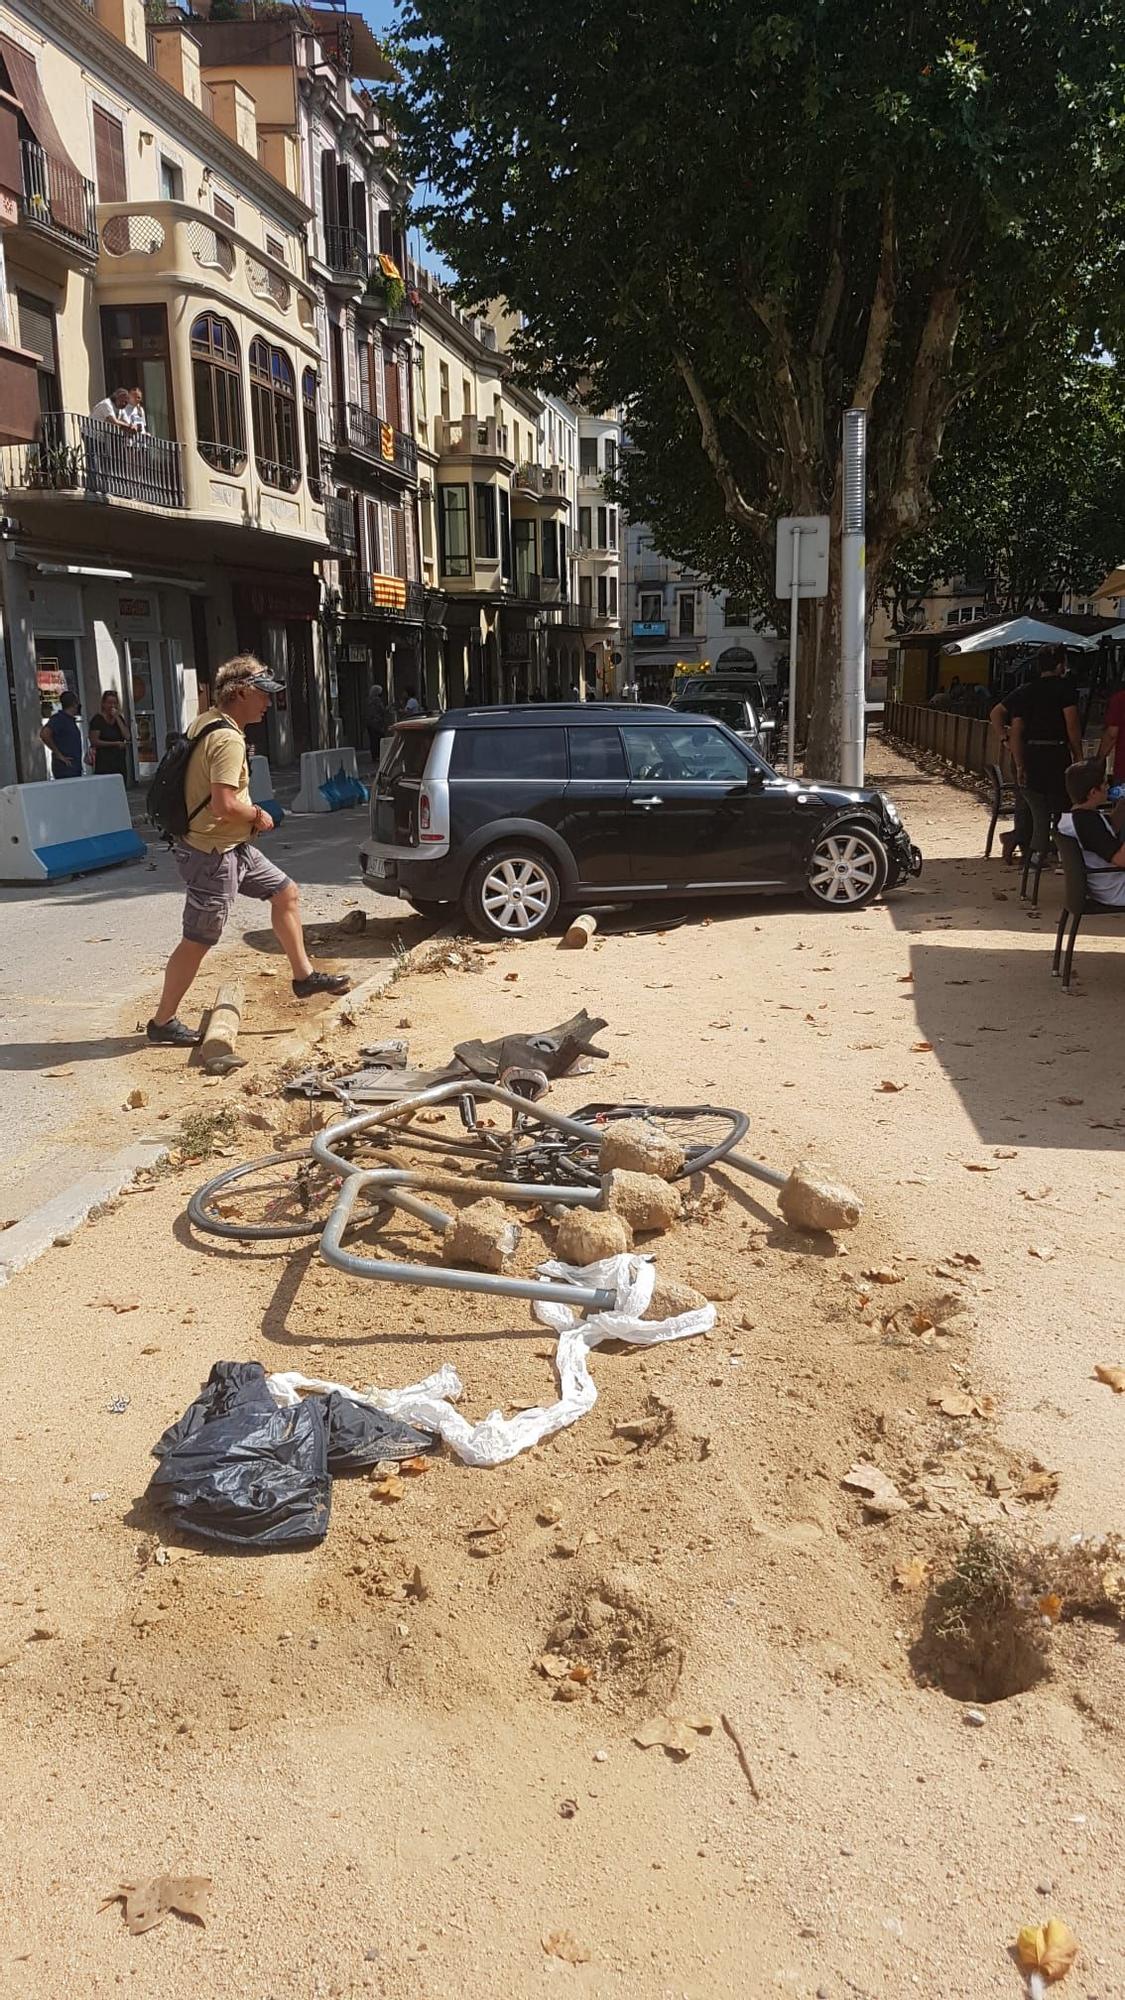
xmin=984 ymin=763 xmax=1017 ymax=858
xmin=1052 ymin=831 xmax=1125 ymax=990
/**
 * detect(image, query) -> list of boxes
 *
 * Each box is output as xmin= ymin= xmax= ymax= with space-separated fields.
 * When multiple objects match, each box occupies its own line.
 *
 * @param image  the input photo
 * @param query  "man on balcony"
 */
xmin=90 ymin=388 xmax=131 ymax=427
xmin=146 ymin=655 xmax=351 ymax=1047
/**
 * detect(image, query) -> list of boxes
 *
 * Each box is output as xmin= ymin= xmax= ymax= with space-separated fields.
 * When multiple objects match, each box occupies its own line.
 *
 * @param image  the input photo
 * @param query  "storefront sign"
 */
xmin=233 ymin=575 xmax=319 ymax=622
xmin=117 ymin=595 xmax=157 ymax=631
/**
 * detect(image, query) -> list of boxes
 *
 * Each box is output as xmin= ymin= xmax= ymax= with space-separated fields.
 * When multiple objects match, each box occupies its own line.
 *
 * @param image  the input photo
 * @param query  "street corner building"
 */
xmin=0 ymin=0 xmax=418 ymax=784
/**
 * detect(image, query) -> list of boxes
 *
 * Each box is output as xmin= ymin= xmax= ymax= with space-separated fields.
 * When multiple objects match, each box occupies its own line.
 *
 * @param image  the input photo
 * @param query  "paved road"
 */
xmin=0 ymin=803 xmax=404 ymax=1221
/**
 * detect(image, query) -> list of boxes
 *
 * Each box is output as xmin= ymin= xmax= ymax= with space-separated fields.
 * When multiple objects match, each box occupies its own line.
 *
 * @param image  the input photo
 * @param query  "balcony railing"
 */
xmin=19 ymin=141 xmax=98 ymax=258
xmin=339 ymin=571 xmax=425 ymax=622
xmin=436 ymin=414 xmax=511 ymax=461
xmin=331 ymin=402 xmax=417 ymax=478
xmin=0 ymin=413 xmax=185 ymax=510
xmin=516 ymin=462 xmax=568 ymax=500
xmin=324 ymin=493 xmax=357 ymax=555
xmin=322 ymin=223 xmax=369 ymax=279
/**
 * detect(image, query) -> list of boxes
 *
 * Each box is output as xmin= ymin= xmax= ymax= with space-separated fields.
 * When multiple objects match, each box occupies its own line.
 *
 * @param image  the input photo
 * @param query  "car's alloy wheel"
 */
xmin=465 ymin=847 xmax=560 ymax=938
xmin=806 ymin=825 xmax=887 ymax=908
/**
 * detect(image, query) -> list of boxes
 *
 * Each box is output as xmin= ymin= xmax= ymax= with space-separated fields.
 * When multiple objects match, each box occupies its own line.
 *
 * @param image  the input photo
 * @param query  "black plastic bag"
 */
xmin=149 ymin=1362 xmax=433 ymax=1551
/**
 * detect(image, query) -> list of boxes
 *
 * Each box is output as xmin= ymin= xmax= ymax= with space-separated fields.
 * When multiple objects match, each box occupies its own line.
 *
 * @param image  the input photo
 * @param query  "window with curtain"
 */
xmin=439 ymin=484 xmax=470 ymax=576
xmin=474 ymin=482 xmax=497 ymax=560
xmin=191 ymin=314 xmax=245 ymax=474
xmin=542 ymin=518 xmax=559 ymax=580
xmin=302 ymin=368 xmax=321 ymax=500
xmin=249 ymin=337 xmax=300 ymax=491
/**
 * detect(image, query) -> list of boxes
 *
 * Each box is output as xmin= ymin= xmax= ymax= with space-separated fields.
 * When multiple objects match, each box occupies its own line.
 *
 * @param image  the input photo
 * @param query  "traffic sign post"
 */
xmin=774 ymin=515 xmax=829 ymax=777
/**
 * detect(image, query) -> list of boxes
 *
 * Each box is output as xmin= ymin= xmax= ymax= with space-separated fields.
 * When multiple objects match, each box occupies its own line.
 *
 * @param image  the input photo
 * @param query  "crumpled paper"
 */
xmin=268 ymin=1254 xmax=714 ymax=1467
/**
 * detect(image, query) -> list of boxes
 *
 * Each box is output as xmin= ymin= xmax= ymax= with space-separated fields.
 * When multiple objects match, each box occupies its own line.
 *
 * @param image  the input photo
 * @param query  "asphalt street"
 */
xmin=0 ymin=803 xmax=388 ymax=1221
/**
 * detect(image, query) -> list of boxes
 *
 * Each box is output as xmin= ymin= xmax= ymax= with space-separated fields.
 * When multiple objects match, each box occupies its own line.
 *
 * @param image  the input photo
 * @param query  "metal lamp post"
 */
xmin=840 ymin=407 xmax=866 ymax=788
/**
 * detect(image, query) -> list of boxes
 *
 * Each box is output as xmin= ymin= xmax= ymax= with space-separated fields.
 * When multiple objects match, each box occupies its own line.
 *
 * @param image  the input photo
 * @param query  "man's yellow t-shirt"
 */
xmin=182 ymin=708 xmax=252 ymax=853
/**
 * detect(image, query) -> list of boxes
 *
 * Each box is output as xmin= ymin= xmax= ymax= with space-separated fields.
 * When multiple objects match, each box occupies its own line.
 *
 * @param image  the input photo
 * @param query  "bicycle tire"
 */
xmin=188 ymin=1150 xmax=347 ymax=1240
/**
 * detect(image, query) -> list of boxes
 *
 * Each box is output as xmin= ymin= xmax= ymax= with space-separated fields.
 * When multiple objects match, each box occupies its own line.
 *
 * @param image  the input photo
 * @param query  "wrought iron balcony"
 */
xmin=322 ymin=223 xmax=369 ymax=280
xmin=19 ymin=141 xmax=98 ymax=259
xmin=331 ymin=402 xmax=417 ymax=479
xmin=339 ymin=571 xmax=425 ymax=622
xmin=0 ymin=412 xmax=185 ymax=509
xmin=324 ymin=493 xmax=357 ymax=555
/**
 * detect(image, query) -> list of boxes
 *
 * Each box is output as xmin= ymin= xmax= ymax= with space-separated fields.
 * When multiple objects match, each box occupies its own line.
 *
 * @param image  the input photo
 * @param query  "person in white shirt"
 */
xmin=90 ymin=388 xmax=130 ymax=426
xmin=125 ymin=386 xmax=146 ymax=432
xmin=1059 ymin=759 xmax=1125 ymax=908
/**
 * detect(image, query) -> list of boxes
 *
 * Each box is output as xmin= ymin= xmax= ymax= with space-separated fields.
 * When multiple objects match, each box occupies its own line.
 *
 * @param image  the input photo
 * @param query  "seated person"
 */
xmin=1058 ymin=759 xmax=1125 ymax=908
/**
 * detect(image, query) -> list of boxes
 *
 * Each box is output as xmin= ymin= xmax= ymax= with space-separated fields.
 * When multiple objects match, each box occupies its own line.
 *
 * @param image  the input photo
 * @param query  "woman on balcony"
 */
xmin=87 ymin=689 xmax=129 ymax=781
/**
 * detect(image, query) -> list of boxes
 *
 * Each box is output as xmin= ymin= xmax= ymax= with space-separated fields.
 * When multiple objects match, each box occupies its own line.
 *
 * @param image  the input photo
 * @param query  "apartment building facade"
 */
xmin=623 ymin=518 xmax=784 ymax=698
xmin=0 ymin=0 xmax=340 ymax=785
xmin=575 ymin=409 xmax=623 ymax=694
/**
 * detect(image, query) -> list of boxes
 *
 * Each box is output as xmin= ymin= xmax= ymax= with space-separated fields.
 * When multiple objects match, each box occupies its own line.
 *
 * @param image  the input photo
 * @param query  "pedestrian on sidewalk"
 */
xmin=86 ymin=688 xmax=129 ymax=780
xmin=1007 ymin=646 xmax=1083 ymax=867
xmin=364 ymin=680 xmax=388 ymax=768
xmin=147 ymin=655 xmax=350 ymax=1047
xmin=39 ymin=690 xmax=83 ymax=778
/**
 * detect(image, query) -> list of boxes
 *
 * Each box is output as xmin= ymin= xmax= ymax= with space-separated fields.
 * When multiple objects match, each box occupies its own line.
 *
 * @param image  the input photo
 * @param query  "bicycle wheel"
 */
xmin=188 ymin=1150 xmax=354 ymax=1241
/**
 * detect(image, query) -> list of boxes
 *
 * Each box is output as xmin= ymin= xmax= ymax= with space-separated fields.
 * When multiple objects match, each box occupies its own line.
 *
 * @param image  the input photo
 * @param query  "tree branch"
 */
xmin=672 ymin=346 xmax=769 ymax=533
xmin=852 ymin=181 xmax=896 ymax=411
xmin=811 ymin=190 xmax=847 ymax=359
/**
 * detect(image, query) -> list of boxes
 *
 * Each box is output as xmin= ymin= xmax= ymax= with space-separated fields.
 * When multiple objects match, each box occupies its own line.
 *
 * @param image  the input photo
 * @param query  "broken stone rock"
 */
xmin=647 ymin=1278 xmax=709 ymax=1321
xmin=601 ymin=1169 xmax=680 ymax=1236
xmin=778 ymin=1161 xmax=863 ymax=1234
xmin=555 ymin=1206 xmax=632 ymax=1265
xmin=444 ymin=1197 xmax=522 ymax=1273
xmin=598 ymin=1117 xmax=685 ymax=1182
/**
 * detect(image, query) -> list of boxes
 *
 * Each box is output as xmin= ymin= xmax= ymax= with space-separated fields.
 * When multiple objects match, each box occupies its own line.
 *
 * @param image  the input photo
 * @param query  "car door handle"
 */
xmin=631 ymin=795 xmax=664 ymax=809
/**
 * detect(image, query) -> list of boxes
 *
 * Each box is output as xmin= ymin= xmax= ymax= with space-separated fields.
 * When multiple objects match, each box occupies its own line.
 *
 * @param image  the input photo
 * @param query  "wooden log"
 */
xmin=200 ymin=980 xmax=245 ymax=1074
xmin=562 ymin=913 xmax=598 ymax=949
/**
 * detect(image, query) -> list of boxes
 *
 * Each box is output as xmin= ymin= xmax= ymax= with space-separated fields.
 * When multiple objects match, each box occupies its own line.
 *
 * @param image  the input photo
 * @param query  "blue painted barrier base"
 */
xmin=32 ymin=829 xmax=147 ymax=881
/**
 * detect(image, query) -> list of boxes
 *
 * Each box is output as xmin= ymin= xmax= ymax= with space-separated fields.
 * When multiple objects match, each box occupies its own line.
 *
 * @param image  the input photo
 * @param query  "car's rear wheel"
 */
xmin=463 ymin=845 xmax=561 ymax=940
xmin=805 ymin=821 xmax=888 ymax=909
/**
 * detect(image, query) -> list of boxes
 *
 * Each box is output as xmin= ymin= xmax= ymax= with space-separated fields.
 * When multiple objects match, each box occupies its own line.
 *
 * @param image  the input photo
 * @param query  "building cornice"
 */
xmin=18 ymin=0 xmax=312 ymax=228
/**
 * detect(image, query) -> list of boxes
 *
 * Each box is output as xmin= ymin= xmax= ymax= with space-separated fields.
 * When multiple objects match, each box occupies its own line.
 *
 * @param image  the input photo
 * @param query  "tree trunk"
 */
xmin=803 ymin=483 xmax=844 ymax=776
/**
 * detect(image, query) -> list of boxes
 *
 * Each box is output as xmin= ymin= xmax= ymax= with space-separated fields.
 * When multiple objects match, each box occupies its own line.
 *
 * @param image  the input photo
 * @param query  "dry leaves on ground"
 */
xmin=929 ymin=1390 xmax=996 ymax=1419
xmin=962 ymin=1161 xmax=999 ymax=1174
xmin=88 ymin=1295 xmax=140 ymax=1314
xmin=1016 ymin=1916 xmax=1078 ymax=1980
xmin=1019 ymin=1469 xmax=1060 ymax=1503
xmin=468 ymin=1505 xmax=508 ymax=1536
xmin=862 ymin=1266 xmax=902 ymax=1285
xmin=841 ymin=1462 xmax=907 ymax=1516
xmin=1029 ymin=1245 xmax=1057 ymax=1262
xmin=371 ymin=1475 xmax=405 ymax=1502
xmin=894 ymin=1557 xmax=929 ymax=1591
xmin=911 ymin=1040 xmax=933 ymax=1052
xmin=634 ymin=1712 xmax=716 ymax=1759
xmin=102 ymin=1874 xmax=210 ymax=1935
xmin=543 ymin=1930 xmax=591 ymax=1965
xmin=1095 ymin=1365 xmax=1125 ymax=1394
xmin=877 ymin=1080 xmax=906 ymax=1093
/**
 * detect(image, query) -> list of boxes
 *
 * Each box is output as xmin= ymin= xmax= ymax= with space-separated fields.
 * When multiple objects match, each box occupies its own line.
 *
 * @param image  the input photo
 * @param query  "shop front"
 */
xmin=231 ymin=570 xmax=324 ymax=766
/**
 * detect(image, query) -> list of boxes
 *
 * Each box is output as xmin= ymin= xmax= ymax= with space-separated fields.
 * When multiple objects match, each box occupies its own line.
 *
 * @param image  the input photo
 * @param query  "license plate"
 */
xmin=369 ymin=856 xmax=387 ymax=878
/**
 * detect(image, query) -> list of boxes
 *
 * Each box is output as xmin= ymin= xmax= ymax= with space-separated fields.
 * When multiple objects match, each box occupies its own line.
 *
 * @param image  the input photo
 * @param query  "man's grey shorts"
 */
xmin=173 ymin=842 xmax=291 ymax=947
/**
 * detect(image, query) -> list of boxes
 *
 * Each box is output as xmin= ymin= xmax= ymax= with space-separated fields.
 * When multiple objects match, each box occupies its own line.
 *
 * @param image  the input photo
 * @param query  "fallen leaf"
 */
xmin=931 ymin=1391 xmax=977 ymax=1418
xmin=911 ymin=1311 xmax=936 ymax=1334
xmin=103 ymin=1874 xmax=210 ymax=1935
xmin=567 ymin=1662 xmax=593 ymax=1684
xmin=951 ymin=1251 xmax=982 ymax=1268
xmin=894 ymin=1556 xmax=929 ymax=1591
xmin=126 ymin=1089 xmax=148 ymax=1110
xmin=468 ymin=1505 xmax=508 ymax=1536
xmin=88 ymin=1295 xmax=141 ymax=1314
xmin=911 ymin=1041 xmax=933 ymax=1052
xmin=399 ymin=1457 xmax=430 ymax=1477
xmin=962 ymin=1161 xmax=999 ymax=1173
xmin=634 ymin=1712 xmax=716 ymax=1758
xmin=897 ymin=972 xmax=914 ymax=982
xmin=504 ymin=971 xmax=519 ymax=982
xmin=44 ymin=1066 xmax=74 ymax=1078
xmin=861 ymin=1266 xmax=902 ymax=1285
xmin=536 ymin=1653 xmax=572 ymax=1679
xmin=993 ymin=1148 xmax=1018 ymax=1159
xmin=371 ymin=1475 xmax=405 ymax=1502
xmin=1057 ymin=1096 xmax=1084 ymax=1107
xmin=1021 ymin=1187 xmax=1054 ymax=1203
xmin=1016 ymin=1916 xmax=1078 ymax=1980
xmin=841 ymin=1462 xmax=907 ymax=1516
xmin=1038 ymin=1593 xmax=1064 ymax=1623
xmin=877 ymin=1080 xmax=905 ymax=1092
xmin=1095 ymin=1364 xmax=1125 ymax=1393
xmin=1028 ymin=1245 xmax=1056 ymax=1261
xmin=542 ymin=1930 xmax=591 ymax=1965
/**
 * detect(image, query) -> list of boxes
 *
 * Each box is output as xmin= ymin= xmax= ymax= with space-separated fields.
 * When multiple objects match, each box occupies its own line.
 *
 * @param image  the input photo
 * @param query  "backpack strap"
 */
xmin=185 ymin=718 xmax=241 ymax=826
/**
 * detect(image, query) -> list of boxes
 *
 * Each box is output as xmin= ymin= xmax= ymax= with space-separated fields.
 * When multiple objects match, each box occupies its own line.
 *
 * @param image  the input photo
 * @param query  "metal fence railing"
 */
xmin=1 ymin=413 xmax=185 ymax=510
xmin=331 ymin=403 xmax=417 ymax=478
xmin=339 ymin=571 xmax=425 ymax=621
xmin=20 ymin=140 xmax=98 ymax=257
xmin=882 ymin=699 xmax=994 ymax=776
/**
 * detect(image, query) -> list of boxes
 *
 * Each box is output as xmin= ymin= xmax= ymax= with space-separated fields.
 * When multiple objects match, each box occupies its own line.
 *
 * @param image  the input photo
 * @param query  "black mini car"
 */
xmin=360 ymin=703 xmax=922 ymax=941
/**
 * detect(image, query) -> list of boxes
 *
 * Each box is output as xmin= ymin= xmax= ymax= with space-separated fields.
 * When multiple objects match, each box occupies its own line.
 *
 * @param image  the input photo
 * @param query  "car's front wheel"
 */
xmin=805 ymin=822 xmax=888 ymax=910
xmin=463 ymin=845 xmax=561 ymax=940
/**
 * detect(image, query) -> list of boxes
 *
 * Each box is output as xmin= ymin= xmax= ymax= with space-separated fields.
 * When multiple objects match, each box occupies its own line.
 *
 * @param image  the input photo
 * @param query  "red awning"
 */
xmin=0 ymin=35 xmax=81 ymax=171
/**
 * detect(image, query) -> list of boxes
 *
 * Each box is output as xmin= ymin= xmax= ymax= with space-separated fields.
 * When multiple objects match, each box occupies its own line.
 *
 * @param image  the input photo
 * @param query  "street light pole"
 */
xmin=840 ymin=407 xmax=866 ymax=788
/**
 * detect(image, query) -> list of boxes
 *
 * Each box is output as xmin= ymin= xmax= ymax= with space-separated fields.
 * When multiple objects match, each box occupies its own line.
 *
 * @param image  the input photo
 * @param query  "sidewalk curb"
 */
xmin=0 ymin=1137 xmax=169 ymax=1289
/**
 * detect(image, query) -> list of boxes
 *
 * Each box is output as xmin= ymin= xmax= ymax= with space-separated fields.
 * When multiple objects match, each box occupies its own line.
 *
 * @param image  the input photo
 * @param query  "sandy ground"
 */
xmin=2 ymin=742 xmax=1124 ymax=2000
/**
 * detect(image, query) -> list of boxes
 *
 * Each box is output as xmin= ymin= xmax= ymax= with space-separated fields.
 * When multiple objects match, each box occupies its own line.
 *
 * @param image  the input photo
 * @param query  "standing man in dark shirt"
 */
xmin=1059 ymin=759 xmax=1125 ymax=906
xmin=1007 ymin=646 xmax=1083 ymax=865
xmin=39 ymin=691 xmax=83 ymax=779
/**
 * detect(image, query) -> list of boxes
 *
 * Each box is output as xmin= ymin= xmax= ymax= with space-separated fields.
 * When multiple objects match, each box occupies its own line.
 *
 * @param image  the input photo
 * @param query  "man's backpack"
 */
xmin=146 ymin=718 xmax=236 ymax=842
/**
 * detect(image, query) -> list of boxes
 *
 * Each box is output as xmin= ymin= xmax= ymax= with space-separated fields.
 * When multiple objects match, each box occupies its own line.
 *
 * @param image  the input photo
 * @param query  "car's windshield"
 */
xmin=672 ymin=695 xmax=752 ymax=729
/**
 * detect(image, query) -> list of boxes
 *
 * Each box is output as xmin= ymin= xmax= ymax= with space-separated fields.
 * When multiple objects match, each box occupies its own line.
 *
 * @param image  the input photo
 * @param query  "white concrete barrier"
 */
xmin=292 ymin=746 xmax=364 ymax=814
xmin=249 ymin=754 xmax=284 ymax=824
xmin=0 ymin=774 xmax=146 ymax=883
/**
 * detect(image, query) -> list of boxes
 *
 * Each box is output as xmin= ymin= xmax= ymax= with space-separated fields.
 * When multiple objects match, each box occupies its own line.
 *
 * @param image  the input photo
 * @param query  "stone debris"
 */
xmin=778 ymin=1161 xmax=863 ymax=1233
xmin=601 ymin=1168 xmax=681 ymax=1235
xmin=443 ymin=1197 xmax=522 ymax=1273
xmin=598 ymin=1117 xmax=686 ymax=1182
xmin=555 ymin=1206 xmax=633 ymax=1264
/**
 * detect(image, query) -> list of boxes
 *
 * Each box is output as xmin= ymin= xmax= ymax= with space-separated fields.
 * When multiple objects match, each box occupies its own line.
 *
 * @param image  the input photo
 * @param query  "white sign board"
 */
xmin=775 ymin=515 xmax=830 ymax=600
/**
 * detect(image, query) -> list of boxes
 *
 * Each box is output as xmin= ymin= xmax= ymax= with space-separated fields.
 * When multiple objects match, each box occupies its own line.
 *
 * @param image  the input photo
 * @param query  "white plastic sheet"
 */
xmin=267 ymin=1254 xmax=714 ymax=1468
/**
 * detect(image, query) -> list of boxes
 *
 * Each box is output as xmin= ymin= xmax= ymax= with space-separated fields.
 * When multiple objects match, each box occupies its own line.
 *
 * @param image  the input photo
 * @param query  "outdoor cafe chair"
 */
xmin=985 ymin=762 xmax=1018 ymax=858
xmin=1052 ymin=832 xmax=1125 ymax=991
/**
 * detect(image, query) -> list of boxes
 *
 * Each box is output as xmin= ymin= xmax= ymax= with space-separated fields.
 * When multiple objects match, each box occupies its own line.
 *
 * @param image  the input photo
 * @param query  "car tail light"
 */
xmin=419 ymin=790 xmax=442 ymax=843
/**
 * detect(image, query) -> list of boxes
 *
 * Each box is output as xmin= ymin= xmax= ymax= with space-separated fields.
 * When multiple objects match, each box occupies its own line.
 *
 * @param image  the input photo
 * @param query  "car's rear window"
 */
xmin=567 ymin=726 xmax=627 ymax=779
xmin=449 ymin=726 xmax=567 ymax=779
xmin=380 ymin=727 xmax=435 ymax=783
xmin=675 ymin=696 xmax=750 ymax=728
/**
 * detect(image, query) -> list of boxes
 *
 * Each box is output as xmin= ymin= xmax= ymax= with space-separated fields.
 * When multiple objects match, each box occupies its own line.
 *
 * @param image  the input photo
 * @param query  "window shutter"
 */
xmin=16 ymin=292 xmax=56 ymax=367
xmin=378 ymin=208 xmax=394 ymax=256
xmin=92 ymin=107 xmax=126 ymax=203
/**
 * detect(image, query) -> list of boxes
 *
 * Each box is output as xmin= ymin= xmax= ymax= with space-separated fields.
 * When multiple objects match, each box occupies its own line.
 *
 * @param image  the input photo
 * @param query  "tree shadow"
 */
xmin=0 ymin=1033 xmax=144 ymax=1070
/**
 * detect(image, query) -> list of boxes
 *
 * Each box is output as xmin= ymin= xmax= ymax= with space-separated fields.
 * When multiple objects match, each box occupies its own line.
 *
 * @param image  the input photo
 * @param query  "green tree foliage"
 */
xmin=392 ymin=1 xmax=1125 ymax=769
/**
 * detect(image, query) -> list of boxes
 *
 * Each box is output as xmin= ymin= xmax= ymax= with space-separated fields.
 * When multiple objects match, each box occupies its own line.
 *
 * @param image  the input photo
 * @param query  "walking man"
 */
xmin=40 ymin=689 xmax=83 ymax=778
xmin=364 ymin=680 xmax=388 ymax=768
xmin=1007 ymin=645 xmax=1083 ymax=866
xmin=147 ymin=654 xmax=350 ymax=1047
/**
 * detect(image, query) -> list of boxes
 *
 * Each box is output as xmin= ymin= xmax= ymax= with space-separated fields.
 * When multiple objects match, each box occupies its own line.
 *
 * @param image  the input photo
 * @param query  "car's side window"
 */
xmin=567 ymin=726 xmax=627 ymax=779
xmin=449 ymin=728 xmax=567 ymax=779
xmin=621 ymin=725 xmax=749 ymax=783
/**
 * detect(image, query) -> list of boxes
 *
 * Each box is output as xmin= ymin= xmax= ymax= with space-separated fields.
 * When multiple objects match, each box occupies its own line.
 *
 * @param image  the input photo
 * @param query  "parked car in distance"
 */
xmin=669 ymin=686 xmax=775 ymax=759
xmin=674 ymin=671 xmax=769 ymax=715
xmin=360 ymin=703 xmax=922 ymax=941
